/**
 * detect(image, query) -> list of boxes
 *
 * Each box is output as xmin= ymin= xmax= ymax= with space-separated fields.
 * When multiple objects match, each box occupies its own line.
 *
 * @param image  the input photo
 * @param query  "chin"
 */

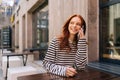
xmin=69 ymin=30 xmax=78 ymax=35
xmin=70 ymin=33 xmax=77 ymax=35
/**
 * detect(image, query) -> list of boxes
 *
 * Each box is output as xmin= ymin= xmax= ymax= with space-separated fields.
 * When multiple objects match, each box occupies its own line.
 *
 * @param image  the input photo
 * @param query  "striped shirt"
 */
xmin=43 ymin=37 xmax=87 ymax=76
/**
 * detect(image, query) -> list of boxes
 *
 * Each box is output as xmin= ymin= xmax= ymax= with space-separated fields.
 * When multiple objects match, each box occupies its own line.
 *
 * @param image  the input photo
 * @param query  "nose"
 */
xmin=73 ymin=23 xmax=77 ymax=27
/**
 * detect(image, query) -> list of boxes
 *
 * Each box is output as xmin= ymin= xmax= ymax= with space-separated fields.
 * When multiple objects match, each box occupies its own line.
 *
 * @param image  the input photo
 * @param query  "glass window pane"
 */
xmin=100 ymin=3 xmax=120 ymax=60
xmin=33 ymin=5 xmax=48 ymax=48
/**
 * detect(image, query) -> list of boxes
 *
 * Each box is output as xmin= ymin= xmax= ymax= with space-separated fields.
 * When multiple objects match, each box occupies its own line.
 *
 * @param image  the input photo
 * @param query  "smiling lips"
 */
xmin=70 ymin=27 xmax=79 ymax=34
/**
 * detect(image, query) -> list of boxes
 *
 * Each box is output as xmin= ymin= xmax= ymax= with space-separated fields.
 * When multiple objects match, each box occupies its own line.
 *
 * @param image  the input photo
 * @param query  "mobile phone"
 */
xmin=77 ymin=32 xmax=80 ymax=40
xmin=77 ymin=26 xmax=84 ymax=39
xmin=81 ymin=25 xmax=84 ymax=34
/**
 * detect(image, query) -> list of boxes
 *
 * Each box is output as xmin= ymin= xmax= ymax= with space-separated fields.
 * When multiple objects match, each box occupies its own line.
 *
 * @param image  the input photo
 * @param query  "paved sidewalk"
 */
xmin=0 ymin=49 xmax=46 ymax=80
xmin=0 ymin=60 xmax=46 ymax=80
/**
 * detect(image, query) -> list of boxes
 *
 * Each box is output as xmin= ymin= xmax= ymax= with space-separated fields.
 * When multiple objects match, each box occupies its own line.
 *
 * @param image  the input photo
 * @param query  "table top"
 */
xmin=23 ymin=48 xmax=47 ymax=52
xmin=2 ymin=52 xmax=33 ymax=56
xmin=17 ymin=67 xmax=119 ymax=80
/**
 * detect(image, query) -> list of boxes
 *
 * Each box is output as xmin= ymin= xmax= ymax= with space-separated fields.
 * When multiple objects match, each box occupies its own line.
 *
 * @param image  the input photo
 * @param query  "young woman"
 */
xmin=43 ymin=14 xmax=87 ymax=77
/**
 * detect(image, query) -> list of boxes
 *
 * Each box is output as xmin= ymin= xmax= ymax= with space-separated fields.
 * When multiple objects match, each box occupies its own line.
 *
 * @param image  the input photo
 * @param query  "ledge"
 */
xmin=88 ymin=62 xmax=120 ymax=75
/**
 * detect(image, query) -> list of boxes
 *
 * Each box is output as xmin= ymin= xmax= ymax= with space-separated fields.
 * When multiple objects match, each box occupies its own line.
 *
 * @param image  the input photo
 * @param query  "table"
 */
xmin=2 ymin=52 xmax=34 ymax=78
xmin=17 ymin=67 xmax=120 ymax=80
xmin=23 ymin=48 xmax=47 ymax=60
xmin=23 ymin=48 xmax=47 ymax=52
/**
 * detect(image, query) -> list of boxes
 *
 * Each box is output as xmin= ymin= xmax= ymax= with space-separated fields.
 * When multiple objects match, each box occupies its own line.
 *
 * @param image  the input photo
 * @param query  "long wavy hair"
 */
xmin=58 ymin=14 xmax=86 ymax=52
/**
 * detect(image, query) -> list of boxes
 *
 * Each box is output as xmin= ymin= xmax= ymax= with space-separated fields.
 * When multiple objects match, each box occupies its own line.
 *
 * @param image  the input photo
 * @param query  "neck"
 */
xmin=69 ymin=35 xmax=75 ymax=42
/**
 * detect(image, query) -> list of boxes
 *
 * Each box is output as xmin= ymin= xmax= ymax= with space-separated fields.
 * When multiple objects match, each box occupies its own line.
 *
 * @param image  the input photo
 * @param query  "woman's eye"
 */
xmin=70 ymin=22 xmax=74 ymax=24
xmin=69 ymin=22 xmax=81 ymax=26
xmin=76 ymin=23 xmax=81 ymax=26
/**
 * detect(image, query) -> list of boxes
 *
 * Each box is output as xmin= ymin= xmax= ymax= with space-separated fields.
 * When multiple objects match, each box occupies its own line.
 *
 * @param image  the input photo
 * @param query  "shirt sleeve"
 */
xmin=75 ymin=38 xmax=88 ymax=70
xmin=43 ymin=38 xmax=67 ymax=76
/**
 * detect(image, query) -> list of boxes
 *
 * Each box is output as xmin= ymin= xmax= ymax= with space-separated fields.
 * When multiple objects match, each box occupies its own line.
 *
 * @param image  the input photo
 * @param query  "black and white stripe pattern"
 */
xmin=43 ymin=37 xmax=87 ymax=76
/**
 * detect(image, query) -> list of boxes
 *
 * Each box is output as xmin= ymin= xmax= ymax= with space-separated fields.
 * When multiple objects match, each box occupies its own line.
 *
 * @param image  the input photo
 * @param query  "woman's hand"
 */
xmin=78 ymin=28 xmax=85 ymax=39
xmin=65 ymin=67 xmax=77 ymax=77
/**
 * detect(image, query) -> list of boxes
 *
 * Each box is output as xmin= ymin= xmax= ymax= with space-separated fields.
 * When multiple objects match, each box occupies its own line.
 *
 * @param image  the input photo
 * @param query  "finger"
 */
xmin=66 ymin=70 xmax=75 ymax=77
xmin=66 ymin=68 xmax=76 ymax=77
xmin=78 ymin=29 xmax=83 ymax=35
xmin=81 ymin=28 xmax=83 ymax=32
xmin=80 ymin=30 xmax=84 ymax=36
xmin=66 ymin=70 xmax=73 ymax=77
xmin=79 ymin=29 xmax=85 ymax=39
xmin=67 ymin=68 xmax=77 ymax=76
xmin=68 ymin=67 xmax=77 ymax=74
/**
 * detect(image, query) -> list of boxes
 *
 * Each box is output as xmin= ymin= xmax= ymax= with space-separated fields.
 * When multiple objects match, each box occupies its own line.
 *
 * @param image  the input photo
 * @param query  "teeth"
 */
xmin=72 ymin=30 xmax=76 ymax=32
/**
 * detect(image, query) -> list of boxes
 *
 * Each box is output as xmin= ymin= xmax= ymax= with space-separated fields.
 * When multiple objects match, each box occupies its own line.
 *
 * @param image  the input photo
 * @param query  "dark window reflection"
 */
xmin=32 ymin=5 xmax=48 ymax=49
xmin=100 ymin=3 xmax=120 ymax=61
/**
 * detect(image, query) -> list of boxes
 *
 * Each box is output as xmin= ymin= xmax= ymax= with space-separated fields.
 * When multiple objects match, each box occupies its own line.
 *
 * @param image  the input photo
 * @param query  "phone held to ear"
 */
xmin=77 ymin=26 xmax=84 ymax=39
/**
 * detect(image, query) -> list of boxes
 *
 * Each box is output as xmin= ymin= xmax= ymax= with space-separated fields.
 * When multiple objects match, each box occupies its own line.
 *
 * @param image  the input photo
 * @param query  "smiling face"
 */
xmin=68 ymin=16 xmax=82 ymax=36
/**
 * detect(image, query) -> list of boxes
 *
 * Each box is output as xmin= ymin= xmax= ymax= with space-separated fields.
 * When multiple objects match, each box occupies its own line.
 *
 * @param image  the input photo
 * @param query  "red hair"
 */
xmin=58 ymin=14 xmax=86 ymax=52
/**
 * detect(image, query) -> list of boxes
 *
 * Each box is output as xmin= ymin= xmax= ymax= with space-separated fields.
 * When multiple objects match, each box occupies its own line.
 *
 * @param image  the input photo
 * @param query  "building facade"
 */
xmin=11 ymin=0 xmax=98 ymax=61
xmin=11 ymin=0 xmax=120 ymax=66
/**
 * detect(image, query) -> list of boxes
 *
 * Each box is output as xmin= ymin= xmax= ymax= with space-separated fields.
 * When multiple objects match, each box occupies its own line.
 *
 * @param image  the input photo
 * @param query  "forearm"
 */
xmin=43 ymin=60 xmax=67 ymax=76
xmin=76 ymin=38 xmax=88 ymax=69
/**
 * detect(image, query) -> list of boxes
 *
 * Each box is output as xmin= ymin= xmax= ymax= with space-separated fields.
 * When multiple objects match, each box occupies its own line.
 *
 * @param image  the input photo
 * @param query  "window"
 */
xmin=0 ymin=27 xmax=12 ymax=48
xmin=100 ymin=0 xmax=120 ymax=64
xmin=32 ymin=5 xmax=48 ymax=49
